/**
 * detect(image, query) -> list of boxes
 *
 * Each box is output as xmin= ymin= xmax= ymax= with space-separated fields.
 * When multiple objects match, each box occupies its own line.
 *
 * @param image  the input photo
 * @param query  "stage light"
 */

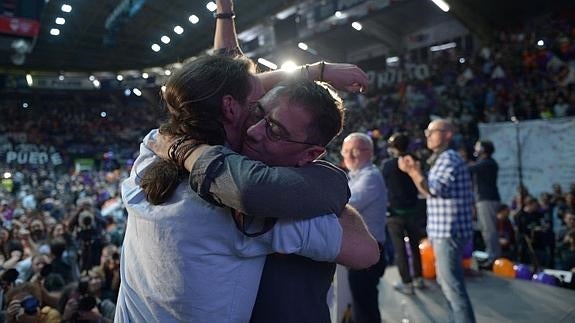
xmin=124 ymin=89 xmax=131 ymax=96
xmin=280 ymin=61 xmax=298 ymax=72
xmin=117 ymin=75 xmax=124 ymax=81
xmin=430 ymin=0 xmax=450 ymax=12
xmin=142 ymin=72 xmax=149 ymax=79
xmin=165 ymin=70 xmax=172 ymax=76
xmin=430 ymin=42 xmax=456 ymax=51
xmin=22 ymin=103 xmax=29 ymax=109
xmin=55 ymin=17 xmax=65 ymax=25
xmin=335 ymin=11 xmax=342 ymax=18
xmin=61 ymin=4 xmax=72 ymax=13
xmin=50 ymin=28 xmax=60 ymax=36
xmin=161 ymin=36 xmax=171 ymax=44
xmin=151 ymin=43 xmax=161 ymax=52
xmin=92 ymin=80 xmax=101 ymax=88
xmin=189 ymin=15 xmax=199 ymax=24
xmin=161 ymin=85 xmax=166 ymax=92
xmin=89 ymin=75 xmax=95 ymax=81
xmin=133 ymin=88 xmax=142 ymax=96
xmin=101 ymin=112 xmax=107 ymax=118
xmin=174 ymin=25 xmax=184 ymax=34
xmin=257 ymin=58 xmax=278 ymax=70
xmin=58 ymin=75 xmax=64 ymax=81
xmin=351 ymin=22 xmax=362 ymax=31
xmin=459 ymin=57 xmax=466 ymax=64
xmin=298 ymin=42 xmax=308 ymax=51
xmin=206 ymin=2 xmax=217 ymax=12
xmin=537 ymin=40 xmax=544 ymax=47
xmin=26 ymin=74 xmax=33 ymax=86
xmin=386 ymin=56 xmax=399 ymax=64
xmin=3 ymin=172 xmax=11 ymax=179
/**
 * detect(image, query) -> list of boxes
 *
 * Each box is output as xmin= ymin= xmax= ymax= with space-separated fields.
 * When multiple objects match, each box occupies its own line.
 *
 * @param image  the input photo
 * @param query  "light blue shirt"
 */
xmin=114 ymin=130 xmax=342 ymax=323
xmin=348 ymin=164 xmax=388 ymax=244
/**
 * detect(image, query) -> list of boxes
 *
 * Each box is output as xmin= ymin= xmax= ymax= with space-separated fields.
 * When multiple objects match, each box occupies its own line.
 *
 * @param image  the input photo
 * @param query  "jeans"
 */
xmin=348 ymin=244 xmax=387 ymax=323
xmin=476 ymin=200 xmax=501 ymax=261
xmin=432 ymin=237 xmax=476 ymax=323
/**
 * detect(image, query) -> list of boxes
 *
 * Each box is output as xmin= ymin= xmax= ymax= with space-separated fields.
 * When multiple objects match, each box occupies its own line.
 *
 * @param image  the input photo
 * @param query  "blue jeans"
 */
xmin=432 ymin=237 xmax=476 ymax=323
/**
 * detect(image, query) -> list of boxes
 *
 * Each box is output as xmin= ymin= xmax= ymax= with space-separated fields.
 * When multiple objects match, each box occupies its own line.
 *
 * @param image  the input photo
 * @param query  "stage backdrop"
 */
xmin=478 ymin=117 xmax=575 ymax=205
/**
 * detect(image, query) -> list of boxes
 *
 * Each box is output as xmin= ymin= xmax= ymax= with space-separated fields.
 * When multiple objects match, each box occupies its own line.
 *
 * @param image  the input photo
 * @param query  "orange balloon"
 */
xmin=492 ymin=258 xmax=515 ymax=278
xmin=462 ymin=258 xmax=472 ymax=270
xmin=419 ymin=239 xmax=436 ymax=279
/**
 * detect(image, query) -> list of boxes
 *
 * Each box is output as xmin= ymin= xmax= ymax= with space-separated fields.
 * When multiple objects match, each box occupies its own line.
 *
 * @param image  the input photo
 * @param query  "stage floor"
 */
xmin=378 ymin=266 xmax=575 ymax=323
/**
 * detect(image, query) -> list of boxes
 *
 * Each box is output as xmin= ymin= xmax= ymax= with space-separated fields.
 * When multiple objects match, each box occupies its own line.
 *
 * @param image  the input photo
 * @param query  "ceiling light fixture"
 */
xmin=206 ymin=2 xmax=217 ymax=12
xmin=430 ymin=0 xmax=450 ymax=12
xmin=50 ymin=28 xmax=60 ymax=36
xmin=174 ymin=25 xmax=184 ymax=34
xmin=351 ymin=21 xmax=362 ymax=31
xmin=55 ymin=17 xmax=65 ymax=25
xmin=61 ymin=4 xmax=72 ymax=13
xmin=430 ymin=42 xmax=456 ymax=51
xmin=161 ymin=35 xmax=171 ymax=44
xmin=151 ymin=43 xmax=161 ymax=52
xmin=189 ymin=15 xmax=199 ymax=24
xmin=257 ymin=58 xmax=278 ymax=70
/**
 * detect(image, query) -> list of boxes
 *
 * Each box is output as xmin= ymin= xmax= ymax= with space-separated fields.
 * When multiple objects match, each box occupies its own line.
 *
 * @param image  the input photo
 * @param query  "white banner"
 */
xmin=479 ymin=118 xmax=575 ymax=205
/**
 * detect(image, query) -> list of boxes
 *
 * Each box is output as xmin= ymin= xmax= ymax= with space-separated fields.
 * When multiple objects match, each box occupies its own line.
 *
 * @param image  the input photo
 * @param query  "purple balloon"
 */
xmin=514 ymin=264 xmax=532 ymax=280
xmin=532 ymin=272 xmax=557 ymax=286
xmin=462 ymin=240 xmax=473 ymax=259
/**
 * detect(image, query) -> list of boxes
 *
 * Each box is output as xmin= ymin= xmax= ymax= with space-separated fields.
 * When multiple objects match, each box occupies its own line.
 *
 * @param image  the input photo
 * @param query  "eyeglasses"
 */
xmin=245 ymin=102 xmax=266 ymax=126
xmin=340 ymin=148 xmax=370 ymax=157
xmin=262 ymin=115 xmax=318 ymax=146
xmin=424 ymin=128 xmax=447 ymax=137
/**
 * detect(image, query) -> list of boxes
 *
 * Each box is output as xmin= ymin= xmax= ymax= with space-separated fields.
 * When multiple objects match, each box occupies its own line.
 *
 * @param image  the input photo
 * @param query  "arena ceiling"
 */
xmin=0 ymin=0 xmax=568 ymax=73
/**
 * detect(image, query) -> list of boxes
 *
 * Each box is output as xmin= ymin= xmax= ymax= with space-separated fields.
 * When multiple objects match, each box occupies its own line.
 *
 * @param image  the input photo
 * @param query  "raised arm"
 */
xmin=213 ymin=0 xmax=243 ymax=56
xmin=256 ymin=61 xmax=368 ymax=93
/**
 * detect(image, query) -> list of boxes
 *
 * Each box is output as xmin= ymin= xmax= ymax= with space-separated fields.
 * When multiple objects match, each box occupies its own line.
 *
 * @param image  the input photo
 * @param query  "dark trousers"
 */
xmin=348 ymin=245 xmax=386 ymax=323
xmin=387 ymin=214 xmax=424 ymax=283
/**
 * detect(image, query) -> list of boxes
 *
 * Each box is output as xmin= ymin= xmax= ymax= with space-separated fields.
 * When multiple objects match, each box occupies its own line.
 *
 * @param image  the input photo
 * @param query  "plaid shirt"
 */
xmin=426 ymin=149 xmax=474 ymax=239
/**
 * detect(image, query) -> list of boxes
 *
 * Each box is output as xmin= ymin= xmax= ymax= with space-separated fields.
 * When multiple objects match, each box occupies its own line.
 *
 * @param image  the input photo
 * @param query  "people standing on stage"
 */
xmin=341 ymin=132 xmax=388 ymax=323
xmin=381 ymin=132 xmax=426 ymax=295
xmin=469 ymin=140 xmax=501 ymax=267
xmin=399 ymin=119 xmax=476 ymax=323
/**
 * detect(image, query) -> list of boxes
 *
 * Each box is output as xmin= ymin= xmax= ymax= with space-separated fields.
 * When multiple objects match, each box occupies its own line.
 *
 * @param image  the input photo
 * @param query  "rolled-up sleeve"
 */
xmin=189 ymin=146 xmax=350 ymax=218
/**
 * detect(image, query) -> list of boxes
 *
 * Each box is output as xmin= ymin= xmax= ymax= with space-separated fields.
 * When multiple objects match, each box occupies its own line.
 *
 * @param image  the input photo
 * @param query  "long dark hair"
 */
xmin=141 ymin=55 xmax=255 ymax=204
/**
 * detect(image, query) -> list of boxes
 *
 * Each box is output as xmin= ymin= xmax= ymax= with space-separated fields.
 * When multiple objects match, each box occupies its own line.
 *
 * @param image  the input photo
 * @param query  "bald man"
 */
xmin=399 ymin=119 xmax=476 ymax=323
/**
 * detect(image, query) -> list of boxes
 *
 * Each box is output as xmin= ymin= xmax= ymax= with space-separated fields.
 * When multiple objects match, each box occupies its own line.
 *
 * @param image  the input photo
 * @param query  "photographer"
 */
xmin=4 ymin=282 xmax=60 ymax=323
xmin=68 ymin=208 xmax=105 ymax=272
xmin=59 ymin=269 xmax=114 ymax=323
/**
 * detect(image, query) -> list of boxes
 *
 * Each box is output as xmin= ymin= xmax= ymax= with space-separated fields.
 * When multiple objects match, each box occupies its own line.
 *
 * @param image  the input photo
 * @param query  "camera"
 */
xmin=20 ymin=295 xmax=39 ymax=315
xmin=78 ymin=211 xmax=95 ymax=230
xmin=76 ymin=277 xmax=97 ymax=312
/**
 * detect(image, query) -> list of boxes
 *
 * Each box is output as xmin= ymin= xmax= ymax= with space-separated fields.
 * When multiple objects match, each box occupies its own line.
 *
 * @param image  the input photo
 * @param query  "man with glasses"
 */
xmin=398 ymin=119 xmax=476 ymax=323
xmin=340 ymin=133 xmax=388 ymax=323
xmin=150 ymin=80 xmax=378 ymax=323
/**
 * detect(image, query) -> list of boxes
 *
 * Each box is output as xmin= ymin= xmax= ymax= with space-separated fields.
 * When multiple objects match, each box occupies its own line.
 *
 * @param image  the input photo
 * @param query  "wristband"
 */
xmin=214 ymin=12 xmax=236 ymax=19
xmin=319 ymin=61 xmax=326 ymax=82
